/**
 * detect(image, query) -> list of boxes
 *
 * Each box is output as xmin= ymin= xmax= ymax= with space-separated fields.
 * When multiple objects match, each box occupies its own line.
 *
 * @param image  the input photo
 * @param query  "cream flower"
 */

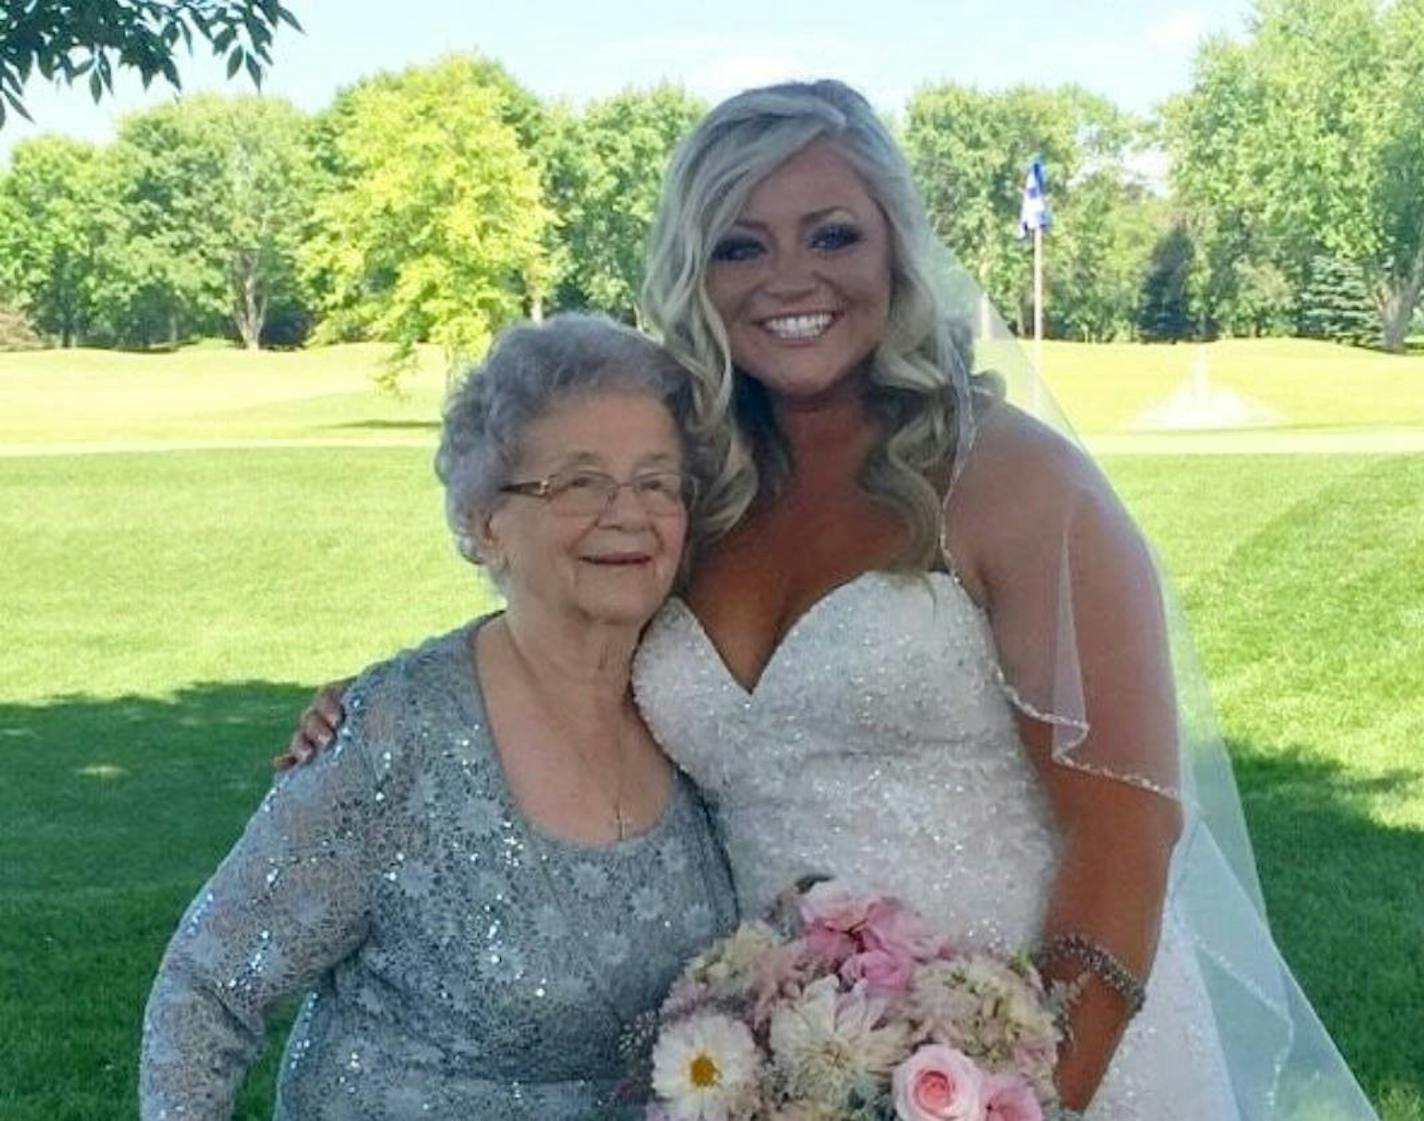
xmin=692 ymin=922 xmax=779 ymax=979
xmin=908 ymin=956 xmax=1060 ymax=1094
xmin=769 ymin=976 xmax=911 ymax=1109
xmin=651 ymin=1012 xmax=761 ymax=1121
xmin=908 ymin=961 xmax=984 ymax=1045
xmin=766 ymin=1102 xmax=843 ymax=1121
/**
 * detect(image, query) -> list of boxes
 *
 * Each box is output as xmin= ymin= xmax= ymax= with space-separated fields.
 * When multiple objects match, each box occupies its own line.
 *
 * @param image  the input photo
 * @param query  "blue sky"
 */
xmin=0 ymin=0 xmax=1257 ymax=167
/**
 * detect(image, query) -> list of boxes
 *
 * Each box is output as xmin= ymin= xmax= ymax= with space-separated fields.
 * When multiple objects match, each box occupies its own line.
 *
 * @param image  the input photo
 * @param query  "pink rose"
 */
xmin=893 ymin=1044 xmax=985 ymax=1121
xmin=983 ymin=1074 xmax=1043 ymax=1121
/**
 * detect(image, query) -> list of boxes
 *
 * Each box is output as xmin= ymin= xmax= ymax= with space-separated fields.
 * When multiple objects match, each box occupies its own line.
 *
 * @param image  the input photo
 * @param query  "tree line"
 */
xmin=1 ymin=0 xmax=1420 ymax=375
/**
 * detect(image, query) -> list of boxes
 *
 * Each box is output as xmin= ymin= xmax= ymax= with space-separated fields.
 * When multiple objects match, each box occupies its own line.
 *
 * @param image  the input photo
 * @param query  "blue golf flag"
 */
xmin=1017 ymin=157 xmax=1050 ymax=239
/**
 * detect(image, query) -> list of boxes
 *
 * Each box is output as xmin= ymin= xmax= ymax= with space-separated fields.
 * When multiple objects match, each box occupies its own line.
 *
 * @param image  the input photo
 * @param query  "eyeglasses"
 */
xmin=499 ymin=469 xmax=697 ymax=518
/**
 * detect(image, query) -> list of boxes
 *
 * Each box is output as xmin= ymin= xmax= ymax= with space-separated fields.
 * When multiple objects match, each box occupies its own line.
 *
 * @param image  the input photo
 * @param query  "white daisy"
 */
xmin=651 ymin=1012 xmax=761 ymax=1121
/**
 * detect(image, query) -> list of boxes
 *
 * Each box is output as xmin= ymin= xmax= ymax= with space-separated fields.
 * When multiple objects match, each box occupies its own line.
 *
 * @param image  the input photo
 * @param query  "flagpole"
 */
xmin=1019 ymin=155 xmax=1049 ymax=400
xmin=1032 ymin=225 xmax=1044 ymax=413
xmin=1033 ymin=225 xmax=1044 ymax=375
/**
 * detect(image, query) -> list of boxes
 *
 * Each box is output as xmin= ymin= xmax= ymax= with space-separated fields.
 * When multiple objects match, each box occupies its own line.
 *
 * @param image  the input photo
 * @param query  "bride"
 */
xmin=628 ymin=80 xmax=1378 ymax=1120
xmin=292 ymin=79 xmax=1380 ymax=1120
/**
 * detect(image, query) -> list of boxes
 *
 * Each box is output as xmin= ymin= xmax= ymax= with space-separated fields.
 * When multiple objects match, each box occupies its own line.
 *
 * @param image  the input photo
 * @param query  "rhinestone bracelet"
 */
xmin=1036 ymin=932 xmax=1146 ymax=1018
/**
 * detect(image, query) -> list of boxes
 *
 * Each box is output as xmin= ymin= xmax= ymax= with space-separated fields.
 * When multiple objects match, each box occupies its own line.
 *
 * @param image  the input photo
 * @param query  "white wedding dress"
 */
xmin=633 ymin=569 xmax=1241 ymax=1120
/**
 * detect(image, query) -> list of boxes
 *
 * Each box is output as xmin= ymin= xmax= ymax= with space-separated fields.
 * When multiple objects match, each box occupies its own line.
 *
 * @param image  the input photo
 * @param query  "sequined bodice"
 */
xmin=633 ymin=571 xmax=1241 ymax=1120
xmin=142 ymin=621 xmax=736 ymax=1120
xmin=634 ymin=570 xmax=1059 ymax=946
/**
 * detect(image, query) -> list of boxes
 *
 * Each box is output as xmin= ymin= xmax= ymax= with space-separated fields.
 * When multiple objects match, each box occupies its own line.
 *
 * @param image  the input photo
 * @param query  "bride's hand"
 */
xmin=273 ymin=679 xmax=355 ymax=770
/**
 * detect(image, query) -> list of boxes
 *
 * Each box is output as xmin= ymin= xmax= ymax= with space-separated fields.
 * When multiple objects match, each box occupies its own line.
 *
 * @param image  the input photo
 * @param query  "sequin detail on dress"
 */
xmin=141 ymin=620 xmax=737 ymax=1120
xmin=632 ymin=571 xmax=1238 ymax=1121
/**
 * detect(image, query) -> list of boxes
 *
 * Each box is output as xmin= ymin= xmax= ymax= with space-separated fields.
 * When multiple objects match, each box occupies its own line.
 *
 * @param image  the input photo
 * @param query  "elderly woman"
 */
xmin=139 ymin=314 xmax=736 ymax=1120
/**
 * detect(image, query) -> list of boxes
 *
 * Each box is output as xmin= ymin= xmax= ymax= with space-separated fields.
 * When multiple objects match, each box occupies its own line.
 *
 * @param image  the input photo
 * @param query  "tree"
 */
xmin=1138 ymin=223 xmax=1196 ymax=342
xmin=1227 ymin=257 xmax=1296 ymax=337
xmin=302 ymin=55 xmax=552 ymax=388
xmin=1377 ymin=0 xmax=1424 ymax=349
xmin=0 ymin=0 xmax=300 ymax=127
xmin=103 ymin=95 xmax=316 ymax=348
xmin=1297 ymin=255 xmax=1379 ymax=346
xmin=220 ymin=100 xmax=315 ymax=348
xmin=0 ymin=135 xmax=116 ymax=345
xmin=1050 ymin=174 xmax=1166 ymax=341
xmin=1165 ymin=0 xmax=1424 ymax=350
xmin=904 ymin=84 xmax=1151 ymax=335
xmin=543 ymin=86 xmax=705 ymax=323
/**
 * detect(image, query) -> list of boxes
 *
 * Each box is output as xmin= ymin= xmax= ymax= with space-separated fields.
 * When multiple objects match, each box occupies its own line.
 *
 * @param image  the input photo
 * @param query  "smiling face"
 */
xmin=704 ymin=140 xmax=894 ymax=406
xmin=479 ymin=391 xmax=689 ymax=629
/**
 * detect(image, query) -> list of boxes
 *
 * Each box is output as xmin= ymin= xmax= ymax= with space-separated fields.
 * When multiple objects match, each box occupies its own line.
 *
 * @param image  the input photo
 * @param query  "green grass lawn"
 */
xmin=1037 ymin=337 xmax=1424 ymax=434
xmin=0 ymin=342 xmax=451 ymax=446
xmin=3 ymin=336 xmax=1424 ymax=447
xmin=1 ymin=341 xmax=1420 ymax=1119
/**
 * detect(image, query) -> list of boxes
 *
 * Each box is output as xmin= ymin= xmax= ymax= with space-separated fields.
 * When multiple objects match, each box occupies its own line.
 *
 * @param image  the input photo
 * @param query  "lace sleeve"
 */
xmin=138 ymin=664 xmax=397 ymax=1120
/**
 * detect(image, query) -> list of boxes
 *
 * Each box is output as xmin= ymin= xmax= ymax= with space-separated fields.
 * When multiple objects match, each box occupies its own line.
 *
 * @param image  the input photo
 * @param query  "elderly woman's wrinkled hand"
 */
xmin=274 ymin=679 xmax=354 ymax=770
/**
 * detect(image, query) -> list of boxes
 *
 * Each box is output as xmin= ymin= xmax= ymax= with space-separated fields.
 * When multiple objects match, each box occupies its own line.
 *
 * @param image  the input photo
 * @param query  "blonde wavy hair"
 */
xmin=640 ymin=79 xmax=978 ymax=568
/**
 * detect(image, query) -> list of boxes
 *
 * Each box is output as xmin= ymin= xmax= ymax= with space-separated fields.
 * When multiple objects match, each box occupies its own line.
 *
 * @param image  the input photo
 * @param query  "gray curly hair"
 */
xmin=640 ymin=79 xmax=977 ymax=568
xmin=435 ymin=313 xmax=721 ymax=571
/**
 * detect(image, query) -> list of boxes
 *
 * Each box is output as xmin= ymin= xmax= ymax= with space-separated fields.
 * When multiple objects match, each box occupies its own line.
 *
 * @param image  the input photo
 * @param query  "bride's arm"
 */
xmin=948 ymin=407 xmax=1183 ymax=1109
xmin=1016 ymin=710 xmax=1181 ymax=1109
xmin=273 ymin=677 xmax=355 ymax=769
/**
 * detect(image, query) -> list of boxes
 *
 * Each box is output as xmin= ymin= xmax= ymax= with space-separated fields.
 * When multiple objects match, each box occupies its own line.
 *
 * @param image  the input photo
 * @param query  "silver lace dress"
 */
xmin=633 ymin=572 xmax=1240 ymax=1120
xmin=140 ymin=619 xmax=737 ymax=1120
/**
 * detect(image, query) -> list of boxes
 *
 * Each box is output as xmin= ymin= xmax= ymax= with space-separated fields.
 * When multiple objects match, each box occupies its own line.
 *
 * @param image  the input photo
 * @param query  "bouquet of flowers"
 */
xmin=645 ymin=881 xmax=1065 ymax=1121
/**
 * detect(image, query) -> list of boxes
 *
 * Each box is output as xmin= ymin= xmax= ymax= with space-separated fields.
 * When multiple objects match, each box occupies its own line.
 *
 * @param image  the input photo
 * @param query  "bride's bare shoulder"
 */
xmin=945 ymin=397 xmax=1142 ymax=591
xmin=956 ymin=397 xmax=1107 ymax=513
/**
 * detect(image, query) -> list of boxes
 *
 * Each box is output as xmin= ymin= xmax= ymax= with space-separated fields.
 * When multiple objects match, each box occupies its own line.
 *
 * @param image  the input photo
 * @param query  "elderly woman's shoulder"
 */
xmin=340 ymin=621 xmax=481 ymax=757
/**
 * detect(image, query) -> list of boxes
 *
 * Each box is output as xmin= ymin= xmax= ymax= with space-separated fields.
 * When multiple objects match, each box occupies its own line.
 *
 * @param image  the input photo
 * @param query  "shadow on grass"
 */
xmin=0 ymin=691 xmax=1418 ymax=1119
xmin=1229 ymin=739 xmax=1424 ymax=1119
xmin=0 ymin=682 xmax=313 ymax=1121
xmin=1 ymin=682 xmax=315 ymax=888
